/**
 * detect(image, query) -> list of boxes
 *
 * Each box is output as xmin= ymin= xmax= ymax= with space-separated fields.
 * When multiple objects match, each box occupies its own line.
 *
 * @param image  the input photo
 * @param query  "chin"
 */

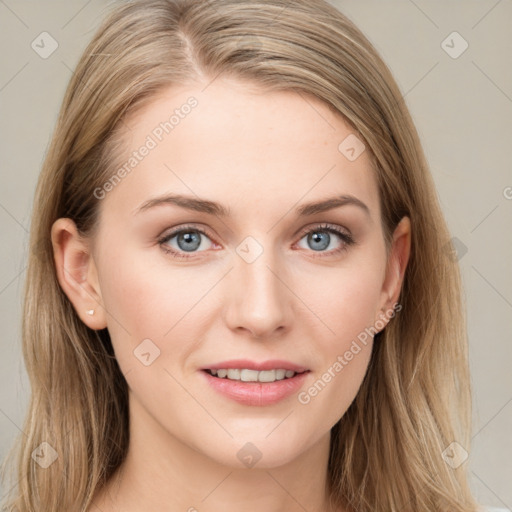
xmin=198 ymin=429 xmax=316 ymax=470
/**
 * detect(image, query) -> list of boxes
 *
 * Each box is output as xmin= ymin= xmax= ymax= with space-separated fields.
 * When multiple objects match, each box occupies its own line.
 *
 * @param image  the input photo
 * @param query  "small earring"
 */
xmin=86 ymin=309 xmax=95 ymax=316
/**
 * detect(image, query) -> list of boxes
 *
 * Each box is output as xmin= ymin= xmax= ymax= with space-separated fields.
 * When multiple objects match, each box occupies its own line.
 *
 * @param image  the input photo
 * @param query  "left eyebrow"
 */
xmin=295 ymin=195 xmax=371 ymax=219
xmin=133 ymin=193 xmax=371 ymax=219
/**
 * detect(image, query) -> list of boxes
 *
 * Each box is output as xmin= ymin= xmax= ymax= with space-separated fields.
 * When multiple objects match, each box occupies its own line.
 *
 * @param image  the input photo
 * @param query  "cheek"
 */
xmin=297 ymin=339 xmax=373 ymax=438
xmin=291 ymin=259 xmax=382 ymax=427
xmin=295 ymin=271 xmax=378 ymax=428
xmin=299 ymin=258 xmax=384 ymax=345
xmin=96 ymin=247 xmax=220 ymax=370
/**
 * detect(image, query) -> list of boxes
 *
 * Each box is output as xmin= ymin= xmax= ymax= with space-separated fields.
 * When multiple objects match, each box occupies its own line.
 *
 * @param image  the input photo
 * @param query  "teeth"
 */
xmin=241 ymin=369 xmax=259 ymax=382
xmin=258 ymin=370 xmax=276 ymax=382
xmin=227 ymin=369 xmax=240 ymax=380
xmin=275 ymin=369 xmax=286 ymax=380
xmin=208 ymin=368 xmax=298 ymax=382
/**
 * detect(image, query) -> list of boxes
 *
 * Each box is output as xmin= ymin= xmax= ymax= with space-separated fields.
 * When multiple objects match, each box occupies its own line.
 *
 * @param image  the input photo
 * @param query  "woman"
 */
xmin=0 ymin=0 xmax=483 ymax=510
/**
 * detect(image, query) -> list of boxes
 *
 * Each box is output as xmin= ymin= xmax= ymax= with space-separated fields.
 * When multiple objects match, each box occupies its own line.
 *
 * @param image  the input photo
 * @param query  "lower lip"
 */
xmin=201 ymin=370 xmax=310 ymax=406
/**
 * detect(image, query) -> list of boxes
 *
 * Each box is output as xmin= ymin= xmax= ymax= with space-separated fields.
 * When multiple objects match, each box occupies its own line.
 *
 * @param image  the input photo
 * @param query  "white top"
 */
xmin=481 ymin=507 xmax=510 ymax=512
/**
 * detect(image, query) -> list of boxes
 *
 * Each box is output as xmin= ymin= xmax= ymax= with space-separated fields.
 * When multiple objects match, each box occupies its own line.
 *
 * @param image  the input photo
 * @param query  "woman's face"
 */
xmin=60 ymin=78 xmax=409 ymax=469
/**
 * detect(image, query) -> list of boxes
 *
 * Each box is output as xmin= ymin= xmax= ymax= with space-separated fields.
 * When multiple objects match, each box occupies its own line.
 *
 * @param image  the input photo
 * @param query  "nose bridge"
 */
xmin=225 ymin=235 xmax=290 ymax=337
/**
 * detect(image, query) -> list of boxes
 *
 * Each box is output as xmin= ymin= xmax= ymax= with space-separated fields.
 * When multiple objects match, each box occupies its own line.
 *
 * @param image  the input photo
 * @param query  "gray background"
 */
xmin=0 ymin=0 xmax=511 ymax=509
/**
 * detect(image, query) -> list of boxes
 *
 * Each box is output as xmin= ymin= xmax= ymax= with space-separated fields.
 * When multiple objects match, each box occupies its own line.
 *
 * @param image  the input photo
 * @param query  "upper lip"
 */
xmin=202 ymin=359 xmax=309 ymax=373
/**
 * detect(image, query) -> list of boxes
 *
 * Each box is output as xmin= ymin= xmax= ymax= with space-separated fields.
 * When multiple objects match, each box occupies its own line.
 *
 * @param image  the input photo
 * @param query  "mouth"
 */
xmin=203 ymin=368 xmax=310 ymax=383
xmin=200 ymin=366 xmax=311 ymax=406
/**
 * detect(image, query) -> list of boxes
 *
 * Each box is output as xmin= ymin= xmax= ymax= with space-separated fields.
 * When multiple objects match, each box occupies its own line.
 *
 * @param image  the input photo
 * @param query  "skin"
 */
xmin=52 ymin=77 xmax=411 ymax=512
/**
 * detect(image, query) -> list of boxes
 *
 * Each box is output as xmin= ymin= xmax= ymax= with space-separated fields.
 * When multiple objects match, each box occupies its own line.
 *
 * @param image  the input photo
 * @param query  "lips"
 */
xmin=200 ymin=359 xmax=311 ymax=406
xmin=201 ymin=359 xmax=309 ymax=373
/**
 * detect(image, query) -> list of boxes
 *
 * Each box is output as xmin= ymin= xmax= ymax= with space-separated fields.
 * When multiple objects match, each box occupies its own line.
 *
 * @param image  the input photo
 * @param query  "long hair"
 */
xmin=1 ymin=1 xmax=479 ymax=510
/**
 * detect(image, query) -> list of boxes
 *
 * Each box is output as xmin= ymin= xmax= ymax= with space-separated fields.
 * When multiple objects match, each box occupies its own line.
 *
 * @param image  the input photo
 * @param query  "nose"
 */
xmin=223 ymin=245 xmax=291 ymax=339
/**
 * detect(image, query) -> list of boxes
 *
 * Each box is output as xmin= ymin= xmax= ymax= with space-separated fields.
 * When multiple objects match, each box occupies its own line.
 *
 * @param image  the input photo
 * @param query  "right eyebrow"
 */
xmin=134 ymin=193 xmax=231 ymax=217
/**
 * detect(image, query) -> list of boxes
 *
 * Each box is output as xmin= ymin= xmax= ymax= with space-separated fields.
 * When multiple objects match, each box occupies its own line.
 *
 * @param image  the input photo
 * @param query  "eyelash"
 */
xmin=157 ymin=223 xmax=355 ymax=260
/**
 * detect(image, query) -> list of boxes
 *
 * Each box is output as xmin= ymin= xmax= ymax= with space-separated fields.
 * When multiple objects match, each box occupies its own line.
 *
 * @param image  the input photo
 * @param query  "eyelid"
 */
xmin=295 ymin=222 xmax=352 ymax=239
xmin=158 ymin=223 xmax=215 ymax=241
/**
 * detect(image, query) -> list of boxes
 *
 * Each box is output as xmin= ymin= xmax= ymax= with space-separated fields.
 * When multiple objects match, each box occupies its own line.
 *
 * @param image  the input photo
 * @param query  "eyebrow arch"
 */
xmin=134 ymin=193 xmax=231 ymax=217
xmin=134 ymin=193 xmax=371 ymax=219
xmin=296 ymin=195 xmax=371 ymax=218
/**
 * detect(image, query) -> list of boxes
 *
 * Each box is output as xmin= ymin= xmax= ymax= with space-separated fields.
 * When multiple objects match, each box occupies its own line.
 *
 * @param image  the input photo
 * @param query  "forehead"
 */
xmin=99 ymin=78 xmax=380 ymax=225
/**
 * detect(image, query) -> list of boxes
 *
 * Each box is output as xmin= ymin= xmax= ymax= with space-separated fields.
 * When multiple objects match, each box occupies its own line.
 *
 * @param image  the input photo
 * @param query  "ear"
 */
xmin=50 ymin=218 xmax=107 ymax=330
xmin=374 ymin=216 xmax=411 ymax=329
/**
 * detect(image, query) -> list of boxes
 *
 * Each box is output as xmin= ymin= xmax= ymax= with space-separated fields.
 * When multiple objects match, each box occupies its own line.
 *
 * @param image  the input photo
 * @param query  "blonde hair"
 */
xmin=1 ymin=0 xmax=479 ymax=510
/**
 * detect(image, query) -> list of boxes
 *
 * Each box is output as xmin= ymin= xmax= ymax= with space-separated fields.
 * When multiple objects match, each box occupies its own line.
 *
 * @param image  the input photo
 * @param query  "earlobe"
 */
xmin=50 ymin=218 xmax=107 ymax=330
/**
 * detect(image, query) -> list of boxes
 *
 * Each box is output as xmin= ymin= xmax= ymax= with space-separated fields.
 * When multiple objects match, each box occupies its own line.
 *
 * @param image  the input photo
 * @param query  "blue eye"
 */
xmin=158 ymin=225 xmax=214 ymax=259
xmin=158 ymin=223 xmax=355 ymax=260
xmin=296 ymin=223 xmax=355 ymax=258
